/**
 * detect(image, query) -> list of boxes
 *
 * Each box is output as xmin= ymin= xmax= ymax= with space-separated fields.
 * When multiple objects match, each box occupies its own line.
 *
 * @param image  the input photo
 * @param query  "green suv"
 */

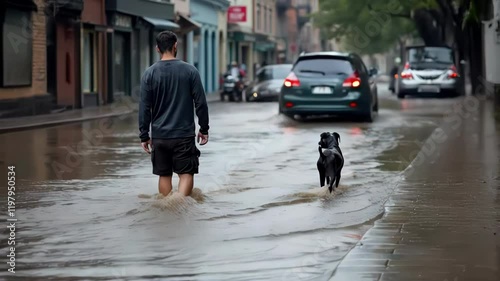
xmin=278 ymin=52 xmax=379 ymax=122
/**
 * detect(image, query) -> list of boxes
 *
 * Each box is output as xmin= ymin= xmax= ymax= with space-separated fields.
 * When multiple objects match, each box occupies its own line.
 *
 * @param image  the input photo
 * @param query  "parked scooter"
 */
xmin=220 ymin=72 xmax=244 ymax=102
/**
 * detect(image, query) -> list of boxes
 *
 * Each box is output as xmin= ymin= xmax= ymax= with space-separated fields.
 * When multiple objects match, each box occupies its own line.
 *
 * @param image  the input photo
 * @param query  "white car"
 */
xmin=396 ymin=45 xmax=463 ymax=99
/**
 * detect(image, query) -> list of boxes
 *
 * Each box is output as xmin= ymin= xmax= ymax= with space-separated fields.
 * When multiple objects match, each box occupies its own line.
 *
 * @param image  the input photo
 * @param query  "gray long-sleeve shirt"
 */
xmin=139 ymin=59 xmax=209 ymax=142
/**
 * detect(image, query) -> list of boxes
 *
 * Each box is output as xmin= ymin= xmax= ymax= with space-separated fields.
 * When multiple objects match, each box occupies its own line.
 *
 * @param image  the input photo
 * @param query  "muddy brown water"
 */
xmin=0 ymin=91 xmax=459 ymax=280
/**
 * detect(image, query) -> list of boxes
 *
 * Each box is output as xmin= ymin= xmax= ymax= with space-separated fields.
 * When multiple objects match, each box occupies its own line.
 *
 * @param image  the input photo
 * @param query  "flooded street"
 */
xmin=0 ymin=87 xmax=462 ymax=280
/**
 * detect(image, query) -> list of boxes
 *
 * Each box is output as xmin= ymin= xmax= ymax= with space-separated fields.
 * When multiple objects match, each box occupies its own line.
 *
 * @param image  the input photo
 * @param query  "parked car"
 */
xmin=278 ymin=51 xmax=379 ymax=122
xmin=244 ymin=64 xmax=293 ymax=102
xmin=396 ymin=45 xmax=463 ymax=99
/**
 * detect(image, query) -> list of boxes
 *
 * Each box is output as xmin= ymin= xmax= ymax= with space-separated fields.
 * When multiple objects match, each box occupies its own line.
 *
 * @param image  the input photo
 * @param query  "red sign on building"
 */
xmin=227 ymin=6 xmax=247 ymax=23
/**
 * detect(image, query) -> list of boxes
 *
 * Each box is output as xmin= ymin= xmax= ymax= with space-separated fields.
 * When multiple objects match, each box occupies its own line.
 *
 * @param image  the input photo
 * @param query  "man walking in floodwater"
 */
xmin=139 ymin=31 xmax=209 ymax=197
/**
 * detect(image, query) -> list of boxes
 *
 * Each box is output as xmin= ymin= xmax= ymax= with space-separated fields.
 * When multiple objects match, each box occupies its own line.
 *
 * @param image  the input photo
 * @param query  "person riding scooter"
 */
xmin=220 ymin=62 xmax=244 ymax=101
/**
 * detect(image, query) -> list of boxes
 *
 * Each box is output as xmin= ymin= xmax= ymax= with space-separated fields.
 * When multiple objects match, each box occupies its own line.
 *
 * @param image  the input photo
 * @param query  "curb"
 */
xmin=0 ymin=110 xmax=135 ymax=134
xmin=0 ymin=94 xmax=222 ymax=134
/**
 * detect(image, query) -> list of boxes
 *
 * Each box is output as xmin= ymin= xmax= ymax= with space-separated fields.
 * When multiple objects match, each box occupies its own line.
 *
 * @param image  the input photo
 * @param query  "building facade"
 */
xmin=253 ymin=0 xmax=277 ymax=69
xmin=296 ymin=0 xmax=321 ymax=53
xmin=191 ymin=0 xmax=229 ymax=94
xmin=105 ymin=0 xmax=177 ymax=103
xmin=45 ymin=0 xmax=84 ymax=109
xmin=217 ymin=10 xmax=229 ymax=89
xmin=0 ymin=0 xmax=51 ymax=117
xmin=172 ymin=0 xmax=200 ymax=64
xmin=276 ymin=0 xmax=299 ymax=63
xmin=80 ymin=0 xmax=108 ymax=107
xmin=227 ymin=0 xmax=256 ymax=81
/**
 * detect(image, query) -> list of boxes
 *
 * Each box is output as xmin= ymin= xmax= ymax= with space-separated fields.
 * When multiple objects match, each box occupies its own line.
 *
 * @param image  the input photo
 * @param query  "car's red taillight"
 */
xmin=400 ymin=71 xmax=413 ymax=79
xmin=342 ymin=70 xmax=361 ymax=88
xmin=285 ymin=102 xmax=294 ymax=108
xmin=404 ymin=62 xmax=410 ymax=70
xmin=448 ymin=65 xmax=458 ymax=78
xmin=284 ymin=72 xmax=300 ymax=87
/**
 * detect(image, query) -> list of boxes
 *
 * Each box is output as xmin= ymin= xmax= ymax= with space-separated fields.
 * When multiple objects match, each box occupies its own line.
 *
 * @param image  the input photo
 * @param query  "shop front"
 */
xmin=105 ymin=0 xmax=175 ymax=103
xmin=227 ymin=30 xmax=256 ymax=81
xmin=107 ymin=13 xmax=133 ymax=103
xmin=254 ymin=34 xmax=277 ymax=67
xmin=191 ymin=0 xmax=229 ymax=94
xmin=46 ymin=0 xmax=84 ymax=109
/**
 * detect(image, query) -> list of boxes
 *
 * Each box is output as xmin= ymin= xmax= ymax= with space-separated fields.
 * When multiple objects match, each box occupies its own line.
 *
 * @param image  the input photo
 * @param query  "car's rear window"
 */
xmin=408 ymin=47 xmax=454 ymax=64
xmin=294 ymin=56 xmax=354 ymax=76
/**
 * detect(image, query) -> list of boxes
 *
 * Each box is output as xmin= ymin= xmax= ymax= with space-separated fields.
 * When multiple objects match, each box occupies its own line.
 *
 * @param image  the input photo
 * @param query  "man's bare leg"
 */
xmin=178 ymin=174 xmax=194 ymax=196
xmin=159 ymin=176 xmax=173 ymax=196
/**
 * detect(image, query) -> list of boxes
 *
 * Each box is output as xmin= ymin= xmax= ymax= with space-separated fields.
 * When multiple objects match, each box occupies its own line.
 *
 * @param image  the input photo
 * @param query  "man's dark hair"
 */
xmin=156 ymin=31 xmax=177 ymax=54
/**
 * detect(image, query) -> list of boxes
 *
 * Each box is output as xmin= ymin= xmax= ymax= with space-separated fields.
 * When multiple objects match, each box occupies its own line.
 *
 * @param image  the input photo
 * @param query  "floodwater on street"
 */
xmin=0 ymin=87 xmax=463 ymax=280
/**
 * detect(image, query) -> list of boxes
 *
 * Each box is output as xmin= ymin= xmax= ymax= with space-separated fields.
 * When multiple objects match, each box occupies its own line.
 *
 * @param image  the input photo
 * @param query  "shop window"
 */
xmin=82 ymin=30 xmax=97 ymax=93
xmin=1 ymin=8 xmax=33 ymax=87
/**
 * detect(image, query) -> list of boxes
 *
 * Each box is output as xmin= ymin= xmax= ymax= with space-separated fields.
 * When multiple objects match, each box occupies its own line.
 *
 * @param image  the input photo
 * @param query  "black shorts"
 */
xmin=151 ymin=137 xmax=200 ymax=176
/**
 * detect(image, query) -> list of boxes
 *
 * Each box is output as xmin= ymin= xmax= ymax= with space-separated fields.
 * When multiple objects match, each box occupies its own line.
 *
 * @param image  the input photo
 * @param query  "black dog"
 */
xmin=317 ymin=132 xmax=344 ymax=193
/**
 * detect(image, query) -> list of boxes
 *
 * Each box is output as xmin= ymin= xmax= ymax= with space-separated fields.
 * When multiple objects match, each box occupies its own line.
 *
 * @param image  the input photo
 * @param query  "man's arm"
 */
xmin=191 ymin=69 xmax=209 ymax=135
xmin=139 ymin=72 xmax=152 ymax=142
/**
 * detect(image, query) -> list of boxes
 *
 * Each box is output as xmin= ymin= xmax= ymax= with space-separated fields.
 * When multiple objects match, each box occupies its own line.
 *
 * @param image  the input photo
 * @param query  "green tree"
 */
xmin=314 ymin=0 xmax=494 ymax=95
xmin=313 ymin=0 xmax=420 ymax=55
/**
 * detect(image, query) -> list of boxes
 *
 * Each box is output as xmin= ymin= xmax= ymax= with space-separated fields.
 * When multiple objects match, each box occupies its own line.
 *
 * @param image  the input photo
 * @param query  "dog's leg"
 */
xmin=335 ymin=172 xmax=341 ymax=188
xmin=328 ymin=178 xmax=335 ymax=193
xmin=317 ymin=161 xmax=325 ymax=187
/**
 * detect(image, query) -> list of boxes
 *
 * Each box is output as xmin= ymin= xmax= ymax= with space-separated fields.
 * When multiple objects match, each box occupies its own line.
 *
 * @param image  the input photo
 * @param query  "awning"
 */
xmin=142 ymin=17 xmax=180 ymax=31
xmin=177 ymin=14 xmax=201 ymax=33
xmin=254 ymin=42 xmax=276 ymax=52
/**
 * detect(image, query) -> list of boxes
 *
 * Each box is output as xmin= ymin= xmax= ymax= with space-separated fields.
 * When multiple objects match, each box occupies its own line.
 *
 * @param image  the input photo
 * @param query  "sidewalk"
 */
xmin=330 ymin=100 xmax=500 ymax=280
xmin=0 ymin=93 xmax=220 ymax=134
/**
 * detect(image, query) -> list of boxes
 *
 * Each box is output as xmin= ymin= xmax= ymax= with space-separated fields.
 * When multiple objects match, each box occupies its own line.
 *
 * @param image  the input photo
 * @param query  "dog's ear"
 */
xmin=333 ymin=132 xmax=340 ymax=144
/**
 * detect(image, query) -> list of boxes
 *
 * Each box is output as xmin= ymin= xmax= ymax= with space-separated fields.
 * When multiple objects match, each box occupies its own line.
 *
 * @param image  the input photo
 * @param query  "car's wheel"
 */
xmin=220 ymin=92 xmax=225 ymax=101
xmin=374 ymin=100 xmax=379 ymax=112
xmin=362 ymin=105 xmax=375 ymax=123
xmin=229 ymin=91 xmax=236 ymax=102
xmin=397 ymin=92 xmax=405 ymax=99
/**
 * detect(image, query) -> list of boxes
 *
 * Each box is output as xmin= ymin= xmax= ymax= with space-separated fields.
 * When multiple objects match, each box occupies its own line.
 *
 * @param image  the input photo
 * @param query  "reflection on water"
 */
xmin=0 ymin=101 xmax=440 ymax=280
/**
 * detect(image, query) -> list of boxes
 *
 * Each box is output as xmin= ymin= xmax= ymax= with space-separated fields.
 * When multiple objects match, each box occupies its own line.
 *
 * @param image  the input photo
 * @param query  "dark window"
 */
xmin=294 ymin=56 xmax=354 ymax=76
xmin=2 ymin=8 xmax=33 ymax=87
xmin=257 ymin=65 xmax=292 ymax=82
xmin=408 ymin=47 xmax=454 ymax=64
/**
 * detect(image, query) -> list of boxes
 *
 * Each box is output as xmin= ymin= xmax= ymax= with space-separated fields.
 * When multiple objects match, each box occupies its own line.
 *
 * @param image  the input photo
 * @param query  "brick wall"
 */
xmin=82 ymin=0 xmax=106 ymax=25
xmin=0 ymin=0 xmax=47 ymax=101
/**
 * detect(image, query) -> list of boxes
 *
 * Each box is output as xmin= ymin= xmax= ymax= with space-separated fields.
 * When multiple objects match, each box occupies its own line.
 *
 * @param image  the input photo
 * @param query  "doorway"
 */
xmin=113 ymin=32 xmax=130 ymax=98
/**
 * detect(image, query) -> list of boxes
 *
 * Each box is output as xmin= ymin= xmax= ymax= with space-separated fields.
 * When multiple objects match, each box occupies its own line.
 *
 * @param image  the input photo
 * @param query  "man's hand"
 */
xmin=197 ymin=132 xmax=209 ymax=145
xmin=141 ymin=140 xmax=152 ymax=154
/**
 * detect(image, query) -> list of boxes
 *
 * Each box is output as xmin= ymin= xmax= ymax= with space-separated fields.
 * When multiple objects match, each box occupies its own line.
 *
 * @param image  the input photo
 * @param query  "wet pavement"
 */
xmin=330 ymin=98 xmax=500 ymax=281
xmin=0 ymin=85 xmax=489 ymax=280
